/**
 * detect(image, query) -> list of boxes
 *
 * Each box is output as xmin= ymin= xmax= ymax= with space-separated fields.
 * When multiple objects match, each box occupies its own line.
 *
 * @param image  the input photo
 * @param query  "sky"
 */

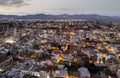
xmin=0 ymin=0 xmax=120 ymax=16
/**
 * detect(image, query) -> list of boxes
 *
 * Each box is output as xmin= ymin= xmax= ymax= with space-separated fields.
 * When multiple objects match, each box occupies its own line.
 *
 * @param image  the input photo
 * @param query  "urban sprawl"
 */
xmin=0 ymin=19 xmax=120 ymax=78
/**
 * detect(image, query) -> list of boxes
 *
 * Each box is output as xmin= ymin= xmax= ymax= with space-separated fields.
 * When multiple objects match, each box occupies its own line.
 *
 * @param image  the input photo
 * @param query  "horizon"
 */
xmin=0 ymin=13 xmax=120 ymax=17
xmin=0 ymin=0 xmax=120 ymax=16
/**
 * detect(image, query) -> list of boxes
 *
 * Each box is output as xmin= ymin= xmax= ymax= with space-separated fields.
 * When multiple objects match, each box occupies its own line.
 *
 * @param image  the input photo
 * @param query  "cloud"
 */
xmin=0 ymin=0 xmax=30 ymax=7
xmin=53 ymin=8 xmax=71 ymax=11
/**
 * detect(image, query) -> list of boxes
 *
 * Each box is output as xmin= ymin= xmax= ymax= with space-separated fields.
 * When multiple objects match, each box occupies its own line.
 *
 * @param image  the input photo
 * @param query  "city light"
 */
xmin=5 ymin=38 xmax=16 ymax=44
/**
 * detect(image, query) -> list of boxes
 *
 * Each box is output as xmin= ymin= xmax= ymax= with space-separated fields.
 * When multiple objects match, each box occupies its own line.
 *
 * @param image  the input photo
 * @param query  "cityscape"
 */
xmin=0 ymin=0 xmax=120 ymax=78
xmin=0 ymin=18 xmax=119 ymax=78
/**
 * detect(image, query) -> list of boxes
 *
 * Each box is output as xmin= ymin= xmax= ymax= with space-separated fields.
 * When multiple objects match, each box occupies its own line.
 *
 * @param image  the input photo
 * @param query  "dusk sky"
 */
xmin=0 ymin=0 xmax=120 ymax=16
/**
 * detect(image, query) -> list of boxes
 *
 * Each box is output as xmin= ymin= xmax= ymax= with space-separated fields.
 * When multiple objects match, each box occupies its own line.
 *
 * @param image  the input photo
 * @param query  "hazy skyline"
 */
xmin=0 ymin=0 xmax=120 ymax=16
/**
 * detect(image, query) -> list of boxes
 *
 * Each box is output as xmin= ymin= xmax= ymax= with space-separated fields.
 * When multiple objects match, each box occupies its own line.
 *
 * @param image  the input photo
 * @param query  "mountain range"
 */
xmin=0 ymin=14 xmax=120 ymax=20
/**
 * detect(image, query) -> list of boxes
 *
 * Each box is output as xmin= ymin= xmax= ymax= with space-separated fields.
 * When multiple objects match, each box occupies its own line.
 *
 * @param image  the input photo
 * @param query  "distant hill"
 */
xmin=0 ymin=14 xmax=120 ymax=20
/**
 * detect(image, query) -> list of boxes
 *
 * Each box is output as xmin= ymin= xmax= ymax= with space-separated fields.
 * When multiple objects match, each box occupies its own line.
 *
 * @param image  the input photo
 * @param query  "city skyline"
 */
xmin=0 ymin=0 xmax=120 ymax=16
